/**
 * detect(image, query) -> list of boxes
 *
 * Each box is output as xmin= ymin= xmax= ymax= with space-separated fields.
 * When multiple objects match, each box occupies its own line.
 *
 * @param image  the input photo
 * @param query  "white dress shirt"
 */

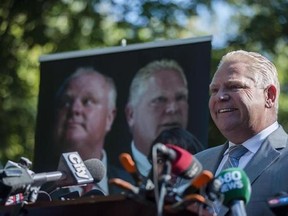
xmin=131 ymin=141 xmax=151 ymax=177
xmin=215 ymin=121 xmax=279 ymax=176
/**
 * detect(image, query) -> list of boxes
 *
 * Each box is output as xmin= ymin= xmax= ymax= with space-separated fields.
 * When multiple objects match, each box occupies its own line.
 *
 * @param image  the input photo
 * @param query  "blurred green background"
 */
xmin=1 ymin=0 xmax=288 ymax=165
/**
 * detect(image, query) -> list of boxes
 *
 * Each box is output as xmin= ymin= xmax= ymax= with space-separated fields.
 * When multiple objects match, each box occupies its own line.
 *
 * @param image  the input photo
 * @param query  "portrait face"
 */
xmin=209 ymin=60 xmax=268 ymax=143
xmin=126 ymin=69 xmax=189 ymax=155
xmin=54 ymin=73 xmax=115 ymax=159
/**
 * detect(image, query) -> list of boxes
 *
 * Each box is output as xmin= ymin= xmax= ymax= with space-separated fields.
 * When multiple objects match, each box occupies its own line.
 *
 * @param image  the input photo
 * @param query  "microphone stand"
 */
xmin=157 ymin=160 xmax=172 ymax=216
xmin=152 ymin=145 xmax=173 ymax=216
xmin=230 ymin=200 xmax=247 ymax=216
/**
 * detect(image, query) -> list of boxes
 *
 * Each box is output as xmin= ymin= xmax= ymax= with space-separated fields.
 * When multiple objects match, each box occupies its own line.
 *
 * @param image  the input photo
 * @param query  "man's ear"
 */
xmin=106 ymin=108 xmax=117 ymax=132
xmin=125 ymin=103 xmax=134 ymax=128
xmin=265 ymin=85 xmax=277 ymax=108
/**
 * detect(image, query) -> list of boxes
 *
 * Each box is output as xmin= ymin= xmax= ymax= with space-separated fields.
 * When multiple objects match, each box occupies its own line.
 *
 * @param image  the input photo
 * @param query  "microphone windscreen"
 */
xmin=109 ymin=178 xmax=139 ymax=194
xmin=119 ymin=153 xmax=137 ymax=173
xmin=182 ymin=170 xmax=213 ymax=196
xmin=84 ymin=159 xmax=106 ymax=183
xmin=216 ymin=167 xmax=251 ymax=207
xmin=165 ymin=144 xmax=202 ymax=179
xmin=191 ymin=170 xmax=213 ymax=189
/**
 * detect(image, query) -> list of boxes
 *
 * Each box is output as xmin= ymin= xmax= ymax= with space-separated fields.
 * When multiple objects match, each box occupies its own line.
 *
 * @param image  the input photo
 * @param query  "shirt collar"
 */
xmin=131 ymin=141 xmax=151 ymax=177
xmin=225 ymin=121 xmax=279 ymax=155
xmin=97 ymin=149 xmax=108 ymax=195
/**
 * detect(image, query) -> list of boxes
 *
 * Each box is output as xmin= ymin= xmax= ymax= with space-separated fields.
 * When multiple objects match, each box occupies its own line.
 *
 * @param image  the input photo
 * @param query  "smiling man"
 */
xmin=195 ymin=50 xmax=288 ymax=216
xmin=125 ymin=59 xmax=189 ymax=177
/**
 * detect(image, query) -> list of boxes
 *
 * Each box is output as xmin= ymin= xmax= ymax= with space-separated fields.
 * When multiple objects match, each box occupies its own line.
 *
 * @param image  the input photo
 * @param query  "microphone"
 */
xmin=47 ymin=157 xmax=106 ymax=196
xmin=109 ymin=178 xmax=140 ymax=194
xmin=216 ymin=167 xmax=251 ymax=216
xmin=152 ymin=144 xmax=203 ymax=216
xmin=205 ymin=176 xmax=223 ymax=202
xmin=155 ymin=143 xmax=202 ymax=179
xmin=81 ymin=158 xmax=106 ymax=184
xmin=268 ymin=192 xmax=288 ymax=216
xmin=119 ymin=153 xmax=143 ymax=185
xmin=181 ymin=170 xmax=214 ymax=196
xmin=165 ymin=171 xmax=216 ymax=215
xmin=0 ymin=152 xmax=105 ymax=203
xmin=119 ymin=153 xmax=137 ymax=174
xmin=33 ymin=152 xmax=98 ymax=189
xmin=166 ymin=193 xmax=207 ymax=212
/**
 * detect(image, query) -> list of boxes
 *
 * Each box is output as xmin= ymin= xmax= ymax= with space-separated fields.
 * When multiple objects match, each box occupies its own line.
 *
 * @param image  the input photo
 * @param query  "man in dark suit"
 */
xmin=196 ymin=50 xmax=288 ymax=216
xmin=52 ymin=67 xmax=133 ymax=197
xmin=125 ymin=59 xmax=189 ymax=177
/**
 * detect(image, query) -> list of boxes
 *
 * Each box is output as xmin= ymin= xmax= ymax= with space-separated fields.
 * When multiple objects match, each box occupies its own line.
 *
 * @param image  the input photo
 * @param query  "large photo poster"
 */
xmin=33 ymin=36 xmax=212 ymax=173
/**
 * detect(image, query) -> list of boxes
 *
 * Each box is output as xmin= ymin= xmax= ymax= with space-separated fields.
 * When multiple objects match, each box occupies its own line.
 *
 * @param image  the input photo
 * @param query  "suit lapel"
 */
xmin=244 ymin=126 xmax=288 ymax=184
xmin=212 ymin=143 xmax=228 ymax=173
xmin=217 ymin=128 xmax=287 ymax=216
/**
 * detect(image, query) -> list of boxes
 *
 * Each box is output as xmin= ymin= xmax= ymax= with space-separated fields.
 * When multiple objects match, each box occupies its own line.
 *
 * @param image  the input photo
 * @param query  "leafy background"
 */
xmin=1 ymin=0 xmax=288 ymax=166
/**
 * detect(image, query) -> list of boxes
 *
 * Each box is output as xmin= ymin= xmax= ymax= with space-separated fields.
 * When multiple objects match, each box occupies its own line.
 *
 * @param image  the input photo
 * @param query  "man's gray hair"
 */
xmin=57 ymin=67 xmax=117 ymax=109
xmin=128 ymin=59 xmax=188 ymax=107
xmin=219 ymin=50 xmax=280 ymax=111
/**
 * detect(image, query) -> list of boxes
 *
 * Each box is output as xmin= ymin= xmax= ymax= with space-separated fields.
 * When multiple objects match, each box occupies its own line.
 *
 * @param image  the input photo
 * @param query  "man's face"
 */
xmin=126 ymin=70 xmax=188 ymax=155
xmin=209 ymin=60 xmax=268 ymax=143
xmin=54 ymin=73 xmax=115 ymax=155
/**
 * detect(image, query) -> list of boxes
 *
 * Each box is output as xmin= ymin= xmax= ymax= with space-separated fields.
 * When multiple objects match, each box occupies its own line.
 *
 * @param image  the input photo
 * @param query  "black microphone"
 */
xmin=154 ymin=143 xmax=202 ymax=179
xmin=205 ymin=176 xmax=223 ymax=202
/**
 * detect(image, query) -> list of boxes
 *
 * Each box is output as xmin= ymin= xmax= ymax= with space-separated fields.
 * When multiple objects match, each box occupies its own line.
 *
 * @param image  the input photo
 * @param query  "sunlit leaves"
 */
xmin=1 ymin=0 xmax=288 ymax=164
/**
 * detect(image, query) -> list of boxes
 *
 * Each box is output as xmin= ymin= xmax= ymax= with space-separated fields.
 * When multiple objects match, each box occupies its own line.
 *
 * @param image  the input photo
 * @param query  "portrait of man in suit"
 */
xmin=125 ymin=59 xmax=189 ymax=177
xmin=52 ymin=67 xmax=133 ymax=196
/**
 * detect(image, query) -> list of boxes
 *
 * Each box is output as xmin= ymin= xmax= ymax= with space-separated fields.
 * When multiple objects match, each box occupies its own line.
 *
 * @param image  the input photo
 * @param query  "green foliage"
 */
xmin=206 ymin=0 xmax=288 ymax=147
xmin=0 ymin=0 xmax=202 ymax=165
xmin=223 ymin=0 xmax=288 ymax=140
xmin=1 ymin=0 xmax=288 ymax=165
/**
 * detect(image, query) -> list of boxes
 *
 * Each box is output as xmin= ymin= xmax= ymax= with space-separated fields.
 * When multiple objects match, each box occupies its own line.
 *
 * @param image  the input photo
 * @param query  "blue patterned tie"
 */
xmin=222 ymin=145 xmax=248 ymax=170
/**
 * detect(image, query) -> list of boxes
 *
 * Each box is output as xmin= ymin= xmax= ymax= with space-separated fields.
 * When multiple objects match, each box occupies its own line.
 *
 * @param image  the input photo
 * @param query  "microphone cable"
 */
xmin=152 ymin=144 xmax=173 ymax=216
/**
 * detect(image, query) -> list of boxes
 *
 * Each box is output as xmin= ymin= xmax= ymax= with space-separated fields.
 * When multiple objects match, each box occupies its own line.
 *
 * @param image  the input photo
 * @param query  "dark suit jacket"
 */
xmin=107 ymin=163 xmax=135 ymax=194
xmin=195 ymin=126 xmax=288 ymax=216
